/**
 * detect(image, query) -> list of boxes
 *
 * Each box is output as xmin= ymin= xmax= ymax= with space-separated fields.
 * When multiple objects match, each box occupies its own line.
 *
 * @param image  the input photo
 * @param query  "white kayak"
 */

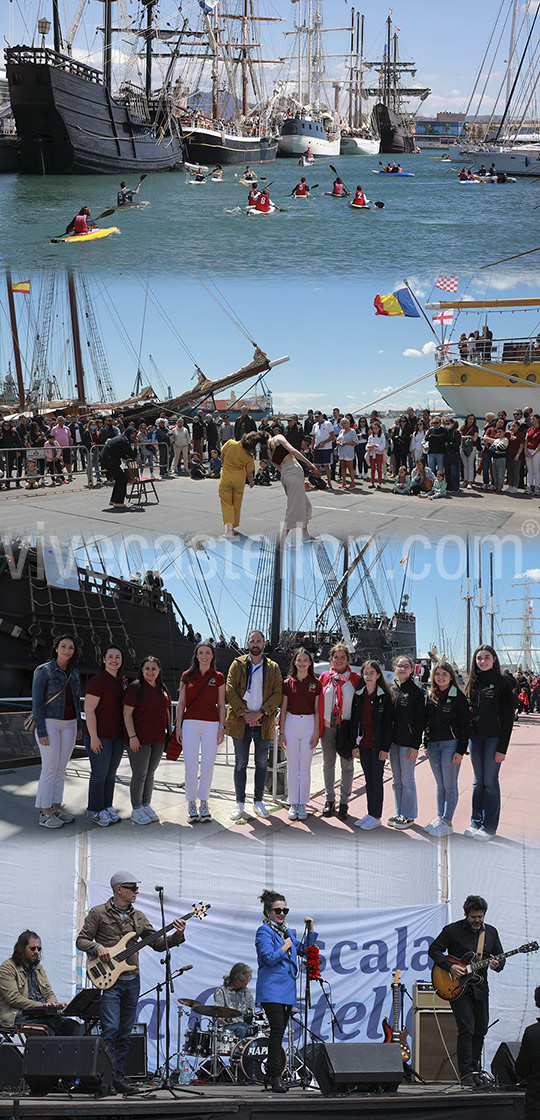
xmin=188 ymin=179 xmax=207 ymax=185
xmin=348 ymin=200 xmax=371 ymax=210
xmin=298 ymin=156 xmax=315 ymax=166
xmin=210 ymin=176 xmax=224 ymax=181
xmin=477 ymin=175 xmax=517 ymax=183
xmin=184 ymin=161 xmax=209 ymax=174
xmin=246 ymin=204 xmax=276 ymax=216
xmin=114 ymin=200 xmax=150 ymax=210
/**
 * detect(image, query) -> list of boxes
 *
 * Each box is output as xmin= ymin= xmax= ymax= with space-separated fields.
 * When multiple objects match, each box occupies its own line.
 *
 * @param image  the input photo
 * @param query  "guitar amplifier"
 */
xmin=91 ymin=1023 xmax=147 ymax=1079
xmin=413 ymin=981 xmax=450 ymax=1011
xmin=412 ymin=1008 xmax=458 ymax=1082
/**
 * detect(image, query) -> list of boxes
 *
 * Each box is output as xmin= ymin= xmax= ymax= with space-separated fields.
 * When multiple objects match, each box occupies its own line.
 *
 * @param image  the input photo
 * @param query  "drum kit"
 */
xmin=176 ymin=998 xmax=306 ymax=1085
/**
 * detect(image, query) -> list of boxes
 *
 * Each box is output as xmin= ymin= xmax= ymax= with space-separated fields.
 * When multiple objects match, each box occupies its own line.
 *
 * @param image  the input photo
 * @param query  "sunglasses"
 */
xmin=271 ymin=907 xmax=289 ymax=915
xmin=121 ymin=884 xmax=139 ymax=891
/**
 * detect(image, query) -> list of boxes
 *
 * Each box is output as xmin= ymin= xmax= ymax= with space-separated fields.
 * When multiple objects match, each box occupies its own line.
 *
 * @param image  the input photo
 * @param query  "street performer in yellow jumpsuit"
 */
xmin=218 ymin=432 xmax=258 ymax=538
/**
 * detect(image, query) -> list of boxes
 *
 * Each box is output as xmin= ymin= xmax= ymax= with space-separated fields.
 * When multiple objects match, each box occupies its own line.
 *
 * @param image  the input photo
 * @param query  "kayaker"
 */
xmin=294 ymin=177 xmax=309 ymax=197
xmin=212 ymin=165 xmax=223 ymax=179
xmin=64 ymin=206 xmax=96 ymax=236
xmin=332 ymin=176 xmax=345 ymax=196
xmin=352 ymin=185 xmax=367 ymax=207
xmin=244 ymin=165 xmax=257 ymax=181
xmin=248 ymin=185 xmax=260 ymax=207
xmin=306 ymin=146 xmax=312 ymax=159
xmin=194 ymin=167 xmax=206 ymax=182
xmin=254 ymin=188 xmax=273 ymax=213
xmin=117 ymin=181 xmax=138 ymax=205
xmin=458 ymin=168 xmax=468 ymax=181
xmin=478 ymin=164 xmax=487 ymax=175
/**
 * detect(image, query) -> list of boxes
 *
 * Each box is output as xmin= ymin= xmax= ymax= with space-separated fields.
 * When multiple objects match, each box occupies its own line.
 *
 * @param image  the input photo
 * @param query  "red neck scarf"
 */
xmin=329 ymin=670 xmax=350 ymax=726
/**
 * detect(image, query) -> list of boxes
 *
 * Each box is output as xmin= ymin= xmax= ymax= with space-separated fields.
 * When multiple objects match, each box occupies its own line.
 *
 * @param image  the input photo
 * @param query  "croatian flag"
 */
xmin=432 ymin=309 xmax=454 ymax=324
xmin=435 ymin=274 xmax=459 ymax=292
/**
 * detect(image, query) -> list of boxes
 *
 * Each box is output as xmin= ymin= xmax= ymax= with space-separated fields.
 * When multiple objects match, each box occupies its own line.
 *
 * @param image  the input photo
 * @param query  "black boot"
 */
xmin=338 ymin=802 xmax=348 ymax=820
xmin=270 ymin=1076 xmax=288 ymax=1093
xmin=322 ymin=800 xmax=335 ymax=817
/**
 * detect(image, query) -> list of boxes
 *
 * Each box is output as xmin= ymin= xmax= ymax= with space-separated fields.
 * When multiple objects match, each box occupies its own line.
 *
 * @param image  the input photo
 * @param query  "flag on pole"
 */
xmin=399 ymin=553 xmax=409 ymax=566
xmin=432 ymin=309 xmax=454 ymax=324
xmin=435 ymin=274 xmax=459 ymax=292
xmin=11 ymin=281 xmax=30 ymax=294
xmin=374 ymin=288 xmax=420 ymax=317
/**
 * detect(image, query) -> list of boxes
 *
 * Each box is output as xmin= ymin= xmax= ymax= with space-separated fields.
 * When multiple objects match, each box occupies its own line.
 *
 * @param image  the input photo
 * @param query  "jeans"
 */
xmin=86 ymin=445 xmax=102 ymax=485
xmin=359 ymin=747 xmax=385 ymax=819
xmin=469 ymin=736 xmax=501 ymax=834
xmin=427 ymin=452 xmax=445 ymax=474
xmin=100 ymin=974 xmax=140 ymax=1078
xmin=85 ymin=735 xmax=125 ymax=812
xmin=490 ymin=456 xmax=506 ymax=489
xmin=321 ymin=725 xmax=354 ymax=804
xmin=233 ymin=727 xmax=272 ymax=803
xmin=426 ymin=739 xmax=459 ymax=822
xmin=128 ymin=742 xmax=164 ymax=808
xmin=451 ymin=989 xmax=488 ymax=1077
xmin=389 ymin=743 xmax=417 ymax=819
xmin=261 ymin=1002 xmax=290 ymax=1076
xmin=139 ymin=448 xmax=155 ymax=476
xmin=445 ymin=461 xmax=460 ymax=490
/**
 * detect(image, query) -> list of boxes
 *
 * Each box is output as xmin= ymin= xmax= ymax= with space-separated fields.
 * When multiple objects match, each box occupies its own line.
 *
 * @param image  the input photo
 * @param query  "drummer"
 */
xmin=214 ymin=962 xmax=255 ymax=1039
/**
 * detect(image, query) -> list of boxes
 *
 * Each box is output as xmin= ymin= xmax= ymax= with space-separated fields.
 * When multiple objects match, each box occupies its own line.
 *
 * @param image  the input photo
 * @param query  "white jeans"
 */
xmin=182 ymin=719 xmax=219 ymax=801
xmin=526 ymin=452 xmax=540 ymax=489
xmin=35 ymin=718 xmax=77 ymax=808
xmin=285 ymin=713 xmax=315 ymax=804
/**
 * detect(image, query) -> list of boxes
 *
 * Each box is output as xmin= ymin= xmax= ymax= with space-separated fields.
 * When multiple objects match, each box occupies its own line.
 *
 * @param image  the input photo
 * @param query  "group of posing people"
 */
xmin=31 ymin=630 xmax=516 ymax=841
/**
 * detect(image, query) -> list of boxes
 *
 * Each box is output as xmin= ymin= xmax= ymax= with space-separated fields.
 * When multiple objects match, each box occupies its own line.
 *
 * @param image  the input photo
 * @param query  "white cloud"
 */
xmin=377 ymin=349 xmax=384 ymax=354
xmin=273 ymin=391 xmax=328 ymax=406
xmin=403 ymin=348 xmax=422 ymax=358
xmin=516 ymin=569 xmax=540 ymax=580
xmin=423 ymin=341 xmax=437 ymax=355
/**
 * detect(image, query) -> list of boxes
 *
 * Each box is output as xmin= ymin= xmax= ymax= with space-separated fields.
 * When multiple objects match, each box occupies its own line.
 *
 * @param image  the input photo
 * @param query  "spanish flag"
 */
xmin=374 ymin=288 xmax=420 ymax=317
xmin=11 ymin=281 xmax=30 ymax=294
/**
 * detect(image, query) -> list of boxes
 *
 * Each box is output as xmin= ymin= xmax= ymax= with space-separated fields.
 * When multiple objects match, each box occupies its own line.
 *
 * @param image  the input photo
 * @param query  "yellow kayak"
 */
xmin=51 ymin=227 xmax=120 ymax=244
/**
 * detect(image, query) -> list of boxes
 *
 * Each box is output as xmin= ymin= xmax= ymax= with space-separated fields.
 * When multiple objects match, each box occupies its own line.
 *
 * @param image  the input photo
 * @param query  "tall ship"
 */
xmin=176 ymin=1 xmax=278 ymax=166
xmin=364 ymin=15 xmax=430 ymax=154
xmin=427 ymin=294 xmax=540 ymax=416
xmin=275 ymin=0 xmax=341 ymax=158
xmin=340 ymin=11 xmax=379 ymax=157
xmin=5 ymin=0 xmax=186 ymax=175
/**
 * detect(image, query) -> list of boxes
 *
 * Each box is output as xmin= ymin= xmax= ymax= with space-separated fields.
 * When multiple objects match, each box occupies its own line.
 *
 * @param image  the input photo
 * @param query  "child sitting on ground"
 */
xmin=207 ymin=449 xmax=222 ymax=478
xmin=422 ymin=469 xmax=447 ymax=499
xmin=392 ymin=466 xmax=411 ymax=494
xmin=190 ymin=453 xmax=205 ymax=480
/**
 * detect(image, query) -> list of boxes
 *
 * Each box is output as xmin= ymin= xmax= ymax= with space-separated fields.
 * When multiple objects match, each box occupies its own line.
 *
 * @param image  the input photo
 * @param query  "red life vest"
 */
xmin=74 ymin=214 xmax=89 ymax=234
xmin=353 ymin=190 xmax=366 ymax=206
xmin=248 ymin=188 xmax=260 ymax=206
xmin=255 ymin=194 xmax=271 ymax=212
xmin=295 ymin=183 xmax=308 ymax=196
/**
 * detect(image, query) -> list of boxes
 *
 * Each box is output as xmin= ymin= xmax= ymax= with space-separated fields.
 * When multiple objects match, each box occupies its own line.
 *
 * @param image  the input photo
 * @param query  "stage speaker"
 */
xmin=0 ymin=1043 xmax=25 ymax=1091
xmin=23 ymin=1036 xmax=114 ymax=1097
xmin=124 ymin=1024 xmax=147 ymax=1079
xmin=491 ymin=1041 xmax=522 ymax=1087
xmin=412 ymin=1008 xmax=458 ymax=1082
xmin=306 ymin=1042 xmax=403 ymax=1095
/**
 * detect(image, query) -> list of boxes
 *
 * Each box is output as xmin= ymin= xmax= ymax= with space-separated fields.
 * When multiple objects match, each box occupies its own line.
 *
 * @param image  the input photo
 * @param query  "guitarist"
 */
xmin=428 ymin=895 xmax=504 ymax=1088
xmin=76 ymin=872 xmax=186 ymax=1096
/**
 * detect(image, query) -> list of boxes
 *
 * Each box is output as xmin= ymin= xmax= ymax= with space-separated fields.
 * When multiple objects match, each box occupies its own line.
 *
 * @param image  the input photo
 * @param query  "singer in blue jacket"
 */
xmin=255 ymin=888 xmax=317 ymax=1093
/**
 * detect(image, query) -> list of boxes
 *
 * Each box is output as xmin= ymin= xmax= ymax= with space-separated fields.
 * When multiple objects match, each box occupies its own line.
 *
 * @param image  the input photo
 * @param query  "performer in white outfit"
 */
xmin=279 ymin=648 xmax=322 ymax=820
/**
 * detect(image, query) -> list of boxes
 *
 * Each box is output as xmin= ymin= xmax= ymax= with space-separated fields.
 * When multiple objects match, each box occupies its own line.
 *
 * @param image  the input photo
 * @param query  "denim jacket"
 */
xmin=32 ymin=659 xmax=81 ymax=738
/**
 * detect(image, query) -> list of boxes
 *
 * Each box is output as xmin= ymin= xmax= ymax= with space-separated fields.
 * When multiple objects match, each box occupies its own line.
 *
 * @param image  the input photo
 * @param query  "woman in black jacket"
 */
xmin=350 ymin=660 xmax=394 ymax=831
xmin=423 ymin=661 xmax=470 ymax=838
xmin=464 ymin=644 xmax=515 ymax=840
xmin=388 ymin=656 xmax=426 ymax=829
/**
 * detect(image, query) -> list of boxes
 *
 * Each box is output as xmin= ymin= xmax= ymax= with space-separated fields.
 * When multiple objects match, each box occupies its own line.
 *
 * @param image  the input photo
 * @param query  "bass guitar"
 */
xmin=87 ymin=902 xmax=210 ymax=990
xmin=432 ymin=940 xmax=538 ymax=1002
xmin=382 ymin=969 xmax=410 ymax=1061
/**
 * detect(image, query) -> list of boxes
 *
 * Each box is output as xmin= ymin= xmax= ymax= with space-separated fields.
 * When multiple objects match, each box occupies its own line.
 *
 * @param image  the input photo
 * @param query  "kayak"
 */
xmin=458 ymin=178 xmax=483 ymax=184
xmin=323 ymin=191 xmax=349 ymax=197
xmin=51 ymin=226 xmax=120 ymax=244
xmin=348 ymin=201 xmax=371 ymax=210
xmin=298 ymin=156 xmax=315 ymax=165
xmin=477 ymin=175 xmax=517 ymax=183
xmin=114 ymin=201 xmax=150 ymax=210
xmin=371 ymin=170 xmax=415 ymax=176
xmin=210 ymin=176 xmax=224 ymax=181
xmin=238 ymin=177 xmax=258 ymax=186
xmin=246 ymin=204 xmax=276 ymax=216
xmin=188 ymin=179 xmax=206 ymax=184
xmin=293 ymin=193 xmax=310 ymax=199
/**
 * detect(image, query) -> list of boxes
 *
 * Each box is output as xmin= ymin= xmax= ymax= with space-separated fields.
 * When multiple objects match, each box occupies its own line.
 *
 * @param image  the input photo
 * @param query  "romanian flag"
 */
xmin=11 ymin=281 xmax=30 ymax=294
xmin=374 ymin=288 xmax=420 ymax=317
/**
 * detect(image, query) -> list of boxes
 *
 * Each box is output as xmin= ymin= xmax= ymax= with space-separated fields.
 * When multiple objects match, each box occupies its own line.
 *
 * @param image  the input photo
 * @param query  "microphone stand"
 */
xmin=138 ymin=889 xmax=202 ymax=1099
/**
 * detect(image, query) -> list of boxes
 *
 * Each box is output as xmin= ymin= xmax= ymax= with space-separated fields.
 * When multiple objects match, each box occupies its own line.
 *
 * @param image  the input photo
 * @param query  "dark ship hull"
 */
xmin=280 ymin=612 xmax=417 ymax=667
xmin=373 ymin=103 xmax=415 ymax=155
xmin=184 ymin=127 xmax=277 ymax=166
xmin=6 ymin=47 xmax=184 ymax=175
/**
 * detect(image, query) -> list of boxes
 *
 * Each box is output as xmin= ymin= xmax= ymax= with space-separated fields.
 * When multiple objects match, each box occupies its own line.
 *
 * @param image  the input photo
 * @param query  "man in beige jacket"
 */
xmin=225 ymin=630 xmax=282 ymax=821
xmin=0 ymin=929 xmax=79 ymax=1035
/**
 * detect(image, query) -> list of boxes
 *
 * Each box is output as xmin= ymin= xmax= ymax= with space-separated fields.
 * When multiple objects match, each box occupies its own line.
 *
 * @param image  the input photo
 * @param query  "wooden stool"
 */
xmin=128 ymin=476 xmax=159 ymax=505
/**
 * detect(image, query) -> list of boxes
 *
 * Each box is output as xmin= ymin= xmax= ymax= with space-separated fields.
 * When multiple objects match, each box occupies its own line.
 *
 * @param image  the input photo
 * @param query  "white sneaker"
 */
xmin=187 ymin=800 xmax=199 ymax=823
xmin=39 ymin=811 xmax=64 ymax=829
xmin=142 ymin=805 xmax=159 ymax=822
xmin=199 ymin=801 xmax=212 ymax=822
xmin=92 ymin=810 xmax=111 ymax=828
xmin=296 ymin=805 xmax=308 ymax=820
xmin=53 ymin=805 xmax=75 ymax=823
xmin=387 ymin=814 xmax=400 ymax=827
xmin=105 ymin=807 xmax=120 ymax=823
xmin=288 ymin=804 xmax=298 ymax=821
xmin=393 ymin=816 xmax=414 ymax=830
xmin=353 ymin=814 xmax=370 ymax=828
xmin=429 ymin=820 xmax=453 ymax=837
xmin=464 ymin=825 xmax=480 ymax=838
xmin=254 ymin=800 xmax=270 ymax=818
xmin=423 ymin=818 xmax=441 ymax=834
xmin=230 ymin=802 xmax=245 ymax=821
xmin=131 ymin=807 xmax=151 ymax=825
xmin=360 ymin=815 xmax=382 ymax=830
xmin=473 ymin=827 xmax=493 ymax=841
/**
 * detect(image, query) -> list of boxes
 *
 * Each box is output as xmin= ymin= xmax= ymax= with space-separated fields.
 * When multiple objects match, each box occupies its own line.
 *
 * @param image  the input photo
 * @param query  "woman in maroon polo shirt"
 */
xmin=175 ymin=642 xmax=226 ymax=823
xmin=279 ymin=648 xmax=322 ymax=821
xmin=85 ymin=646 xmax=126 ymax=827
xmin=350 ymin=660 xmax=394 ymax=830
xmin=123 ymin=656 xmax=171 ymax=825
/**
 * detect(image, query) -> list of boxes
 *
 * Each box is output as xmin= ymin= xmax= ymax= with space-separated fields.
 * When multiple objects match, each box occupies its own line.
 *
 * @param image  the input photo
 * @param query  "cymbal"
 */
xmin=178 ymin=998 xmax=200 ymax=1008
xmin=192 ymin=1003 xmax=241 ymax=1020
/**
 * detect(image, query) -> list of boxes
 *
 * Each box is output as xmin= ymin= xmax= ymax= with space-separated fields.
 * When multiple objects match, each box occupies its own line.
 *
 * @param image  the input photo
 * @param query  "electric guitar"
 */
xmin=86 ymin=902 xmax=210 ymax=990
xmin=382 ymin=970 xmax=411 ymax=1061
xmin=432 ymin=940 xmax=538 ymax=1002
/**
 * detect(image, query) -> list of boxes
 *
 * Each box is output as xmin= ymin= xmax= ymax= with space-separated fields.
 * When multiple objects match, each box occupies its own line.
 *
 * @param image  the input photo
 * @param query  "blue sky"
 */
xmin=1 ymin=0 xmax=526 ymax=119
xmin=2 ymin=271 xmax=540 ymax=414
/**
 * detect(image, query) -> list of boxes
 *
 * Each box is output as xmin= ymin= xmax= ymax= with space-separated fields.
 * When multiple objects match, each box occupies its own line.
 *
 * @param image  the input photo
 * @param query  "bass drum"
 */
xmin=233 ymin=1034 xmax=286 ymax=1083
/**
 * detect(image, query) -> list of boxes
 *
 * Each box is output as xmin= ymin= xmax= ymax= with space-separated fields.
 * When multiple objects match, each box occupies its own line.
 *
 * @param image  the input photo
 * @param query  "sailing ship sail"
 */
xmin=363 ymin=15 xmax=430 ymax=155
xmin=5 ymin=0 xmax=185 ymax=174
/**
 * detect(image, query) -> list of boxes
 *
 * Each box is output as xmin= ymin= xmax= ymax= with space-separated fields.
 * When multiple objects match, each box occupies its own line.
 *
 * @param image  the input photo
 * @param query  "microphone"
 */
xmin=154 ymin=885 xmax=164 ymax=892
xmin=178 ymin=964 xmax=193 ymax=974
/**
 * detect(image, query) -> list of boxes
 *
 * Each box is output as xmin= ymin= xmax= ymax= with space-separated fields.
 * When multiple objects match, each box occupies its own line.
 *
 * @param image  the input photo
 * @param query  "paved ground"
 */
xmin=2 ymin=471 xmax=540 ymax=544
xmin=1 ymin=714 xmax=538 ymax=848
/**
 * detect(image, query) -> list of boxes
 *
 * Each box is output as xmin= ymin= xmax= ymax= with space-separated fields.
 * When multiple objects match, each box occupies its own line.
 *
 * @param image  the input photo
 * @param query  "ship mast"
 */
xmin=67 ymin=270 xmax=86 ymax=405
xmin=52 ymin=0 xmax=62 ymax=54
xmin=5 ymin=271 xmax=25 ymax=410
